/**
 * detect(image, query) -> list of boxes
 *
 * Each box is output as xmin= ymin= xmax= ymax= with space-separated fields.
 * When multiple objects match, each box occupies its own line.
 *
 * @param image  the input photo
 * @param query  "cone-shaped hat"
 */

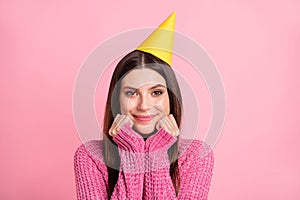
xmin=137 ymin=11 xmax=176 ymax=66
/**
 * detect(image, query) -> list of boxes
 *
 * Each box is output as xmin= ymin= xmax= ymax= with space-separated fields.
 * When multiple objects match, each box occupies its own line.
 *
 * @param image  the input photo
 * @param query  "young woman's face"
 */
xmin=120 ymin=68 xmax=170 ymax=134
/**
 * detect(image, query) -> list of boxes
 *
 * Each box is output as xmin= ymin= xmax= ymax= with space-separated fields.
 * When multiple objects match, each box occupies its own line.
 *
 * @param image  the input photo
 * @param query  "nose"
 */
xmin=137 ymin=94 xmax=151 ymax=111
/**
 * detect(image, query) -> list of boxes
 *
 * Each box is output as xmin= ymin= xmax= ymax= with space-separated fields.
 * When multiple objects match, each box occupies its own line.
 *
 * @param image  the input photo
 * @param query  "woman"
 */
xmin=74 ymin=12 xmax=214 ymax=200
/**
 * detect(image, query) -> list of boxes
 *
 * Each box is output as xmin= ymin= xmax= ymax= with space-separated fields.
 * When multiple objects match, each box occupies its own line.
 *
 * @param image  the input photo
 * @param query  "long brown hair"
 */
xmin=102 ymin=50 xmax=182 ymax=198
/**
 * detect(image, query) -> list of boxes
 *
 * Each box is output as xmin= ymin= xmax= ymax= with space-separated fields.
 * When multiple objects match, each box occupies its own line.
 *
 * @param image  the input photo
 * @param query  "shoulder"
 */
xmin=178 ymin=138 xmax=214 ymax=165
xmin=74 ymin=140 xmax=106 ymax=166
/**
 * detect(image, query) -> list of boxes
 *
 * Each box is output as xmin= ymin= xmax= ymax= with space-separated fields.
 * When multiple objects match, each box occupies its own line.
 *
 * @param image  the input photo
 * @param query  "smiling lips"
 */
xmin=133 ymin=114 xmax=156 ymax=123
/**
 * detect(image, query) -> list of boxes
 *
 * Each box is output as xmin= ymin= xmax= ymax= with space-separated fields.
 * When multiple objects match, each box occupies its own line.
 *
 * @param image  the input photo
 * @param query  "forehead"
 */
xmin=121 ymin=68 xmax=166 ymax=88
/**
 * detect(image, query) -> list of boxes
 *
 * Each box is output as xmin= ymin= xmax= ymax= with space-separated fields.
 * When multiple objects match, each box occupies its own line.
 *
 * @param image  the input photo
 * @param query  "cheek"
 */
xmin=119 ymin=97 xmax=136 ymax=114
xmin=154 ymin=95 xmax=170 ymax=114
xmin=164 ymin=98 xmax=170 ymax=114
xmin=119 ymin=95 xmax=127 ymax=114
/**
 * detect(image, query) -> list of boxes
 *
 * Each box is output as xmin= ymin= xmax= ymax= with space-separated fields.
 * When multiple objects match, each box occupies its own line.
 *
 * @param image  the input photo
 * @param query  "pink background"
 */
xmin=1 ymin=0 xmax=300 ymax=199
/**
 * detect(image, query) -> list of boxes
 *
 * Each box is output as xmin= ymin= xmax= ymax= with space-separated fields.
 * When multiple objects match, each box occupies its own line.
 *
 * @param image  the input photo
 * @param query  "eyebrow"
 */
xmin=122 ymin=84 xmax=166 ymax=90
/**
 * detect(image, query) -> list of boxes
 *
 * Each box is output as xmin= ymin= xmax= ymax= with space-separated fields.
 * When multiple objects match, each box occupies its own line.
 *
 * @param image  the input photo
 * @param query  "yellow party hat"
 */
xmin=137 ymin=11 xmax=176 ymax=66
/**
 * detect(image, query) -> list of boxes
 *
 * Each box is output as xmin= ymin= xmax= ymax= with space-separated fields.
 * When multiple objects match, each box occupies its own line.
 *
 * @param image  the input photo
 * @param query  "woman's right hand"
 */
xmin=109 ymin=114 xmax=133 ymax=137
xmin=110 ymin=114 xmax=145 ymax=153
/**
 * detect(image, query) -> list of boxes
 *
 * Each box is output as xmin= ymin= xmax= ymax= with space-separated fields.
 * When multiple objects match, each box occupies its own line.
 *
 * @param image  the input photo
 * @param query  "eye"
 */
xmin=125 ymin=91 xmax=137 ymax=97
xmin=152 ymin=90 xmax=163 ymax=96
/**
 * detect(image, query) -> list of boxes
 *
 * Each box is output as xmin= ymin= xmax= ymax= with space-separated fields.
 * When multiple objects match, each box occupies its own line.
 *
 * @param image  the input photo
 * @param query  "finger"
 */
xmin=155 ymin=117 xmax=163 ymax=130
xmin=169 ymin=114 xmax=178 ymax=129
xmin=164 ymin=116 xmax=179 ymax=137
xmin=123 ymin=116 xmax=134 ymax=127
xmin=115 ymin=114 xmax=127 ymax=131
xmin=109 ymin=114 xmax=123 ymax=136
xmin=110 ymin=114 xmax=121 ymax=132
xmin=168 ymin=114 xmax=179 ymax=137
xmin=111 ymin=115 xmax=128 ymax=137
xmin=109 ymin=127 xmax=117 ymax=137
xmin=157 ymin=116 xmax=167 ymax=130
xmin=115 ymin=115 xmax=139 ymax=148
xmin=164 ymin=117 xmax=176 ymax=136
xmin=161 ymin=117 xmax=170 ymax=133
xmin=109 ymin=124 xmax=115 ymax=137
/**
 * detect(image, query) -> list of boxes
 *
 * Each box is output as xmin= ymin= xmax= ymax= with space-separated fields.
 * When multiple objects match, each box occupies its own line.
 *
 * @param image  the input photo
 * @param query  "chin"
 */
xmin=133 ymin=124 xmax=156 ymax=134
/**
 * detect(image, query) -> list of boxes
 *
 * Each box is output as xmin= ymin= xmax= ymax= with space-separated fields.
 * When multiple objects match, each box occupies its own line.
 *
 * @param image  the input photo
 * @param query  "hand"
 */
xmin=110 ymin=114 xmax=144 ymax=153
xmin=109 ymin=114 xmax=133 ymax=137
xmin=155 ymin=114 xmax=179 ymax=137
xmin=145 ymin=114 xmax=179 ymax=153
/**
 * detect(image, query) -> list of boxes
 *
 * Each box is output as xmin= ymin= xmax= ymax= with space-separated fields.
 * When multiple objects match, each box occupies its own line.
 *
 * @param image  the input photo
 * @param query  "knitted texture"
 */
xmin=112 ymin=123 xmax=146 ymax=174
xmin=74 ymin=126 xmax=214 ymax=200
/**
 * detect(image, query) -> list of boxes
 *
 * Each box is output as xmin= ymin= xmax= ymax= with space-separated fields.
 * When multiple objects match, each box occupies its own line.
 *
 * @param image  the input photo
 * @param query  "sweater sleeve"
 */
xmin=143 ymin=129 xmax=214 ymax=200
xmin=176 ymin=140 xmax=214 ymax=199
xmin=110 ymin=123 xmax=145 ymax=199
xmin=74 ymin=142 xmax=109 ymax=200
xmin=74 ymin=123 xmax=146 ymax=200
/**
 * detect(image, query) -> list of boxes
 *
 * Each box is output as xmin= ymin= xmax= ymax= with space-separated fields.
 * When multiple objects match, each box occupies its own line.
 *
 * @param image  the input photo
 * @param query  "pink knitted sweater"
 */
xmin=74 ymin=124 xmax=214 ymax=199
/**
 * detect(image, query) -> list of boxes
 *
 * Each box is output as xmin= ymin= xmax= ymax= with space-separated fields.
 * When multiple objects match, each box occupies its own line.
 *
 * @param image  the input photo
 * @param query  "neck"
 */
xmin=136 ymin=129 xmax=157 ymax=140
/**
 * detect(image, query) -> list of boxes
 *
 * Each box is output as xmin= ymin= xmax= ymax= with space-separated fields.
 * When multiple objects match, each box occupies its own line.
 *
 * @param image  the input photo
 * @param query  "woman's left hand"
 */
xmin=145 ymin=114 xmax=179 ymax=157
xmin=155 ymin=114 xmax=179 ymax=137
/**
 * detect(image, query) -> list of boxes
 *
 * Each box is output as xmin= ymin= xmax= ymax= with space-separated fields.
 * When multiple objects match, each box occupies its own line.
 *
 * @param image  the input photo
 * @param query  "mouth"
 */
xmin=132 ymin=114 xmax=157 ymax=123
